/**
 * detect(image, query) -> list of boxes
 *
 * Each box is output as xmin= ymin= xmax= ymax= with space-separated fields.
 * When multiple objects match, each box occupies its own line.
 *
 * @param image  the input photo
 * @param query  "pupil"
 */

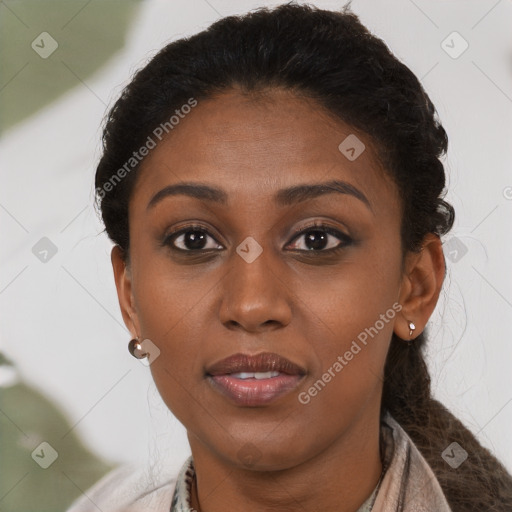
xmin=186 ymin=230 xmax=206 ymax=250
xmin=306 ymin=230 xmax=327 ymax=250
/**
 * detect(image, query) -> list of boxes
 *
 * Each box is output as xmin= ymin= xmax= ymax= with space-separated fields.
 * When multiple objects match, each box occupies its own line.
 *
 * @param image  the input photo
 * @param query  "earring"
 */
xmin=128 ymin=337 xmax=148 ymax=359
xmin=407 ymin=321 xmax=416 ymax=344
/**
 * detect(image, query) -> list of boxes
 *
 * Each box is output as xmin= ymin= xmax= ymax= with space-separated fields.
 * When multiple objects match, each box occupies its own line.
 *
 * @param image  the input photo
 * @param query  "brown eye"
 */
xmin=287 ymin=224 xmax=352 ymax=253
xmin=164 ymin=226 xmax=223 ymax=252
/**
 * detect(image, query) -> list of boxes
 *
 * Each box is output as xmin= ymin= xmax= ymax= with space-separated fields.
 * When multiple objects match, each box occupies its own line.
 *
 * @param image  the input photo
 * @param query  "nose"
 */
xmin=219 ymin=241 xmax=293 ymax=333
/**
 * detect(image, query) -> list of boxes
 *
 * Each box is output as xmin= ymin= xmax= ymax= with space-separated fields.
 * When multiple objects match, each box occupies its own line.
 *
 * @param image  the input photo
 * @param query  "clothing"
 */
xmin=66 ymin=411 xmax=452 ymax=512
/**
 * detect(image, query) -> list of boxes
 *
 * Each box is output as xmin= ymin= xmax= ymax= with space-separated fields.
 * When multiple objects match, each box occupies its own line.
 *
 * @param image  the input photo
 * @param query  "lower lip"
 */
xmin=207 ymin=374 xmax=303 ymax=406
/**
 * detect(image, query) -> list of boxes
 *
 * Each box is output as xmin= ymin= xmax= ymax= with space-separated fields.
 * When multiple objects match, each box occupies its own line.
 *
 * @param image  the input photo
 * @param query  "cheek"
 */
xmin=134 ymin=271 xmax=206 ymax=369
xmin=130 ymin=256 xmax=220 ymax=420
xmin=301 ymin=300 xmax=395 ymax=406
xmin=298 ymin=241 xmax=401 ymax=408
xmin=293 ymin=298 xmax=397 ymax=441
xmin=131 ymin=248 xmax=211 ymax=339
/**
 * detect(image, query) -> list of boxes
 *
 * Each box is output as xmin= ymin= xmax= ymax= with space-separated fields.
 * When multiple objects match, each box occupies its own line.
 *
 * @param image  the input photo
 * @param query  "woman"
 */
xmin=67 ymin=3 xmax=512 ymax=511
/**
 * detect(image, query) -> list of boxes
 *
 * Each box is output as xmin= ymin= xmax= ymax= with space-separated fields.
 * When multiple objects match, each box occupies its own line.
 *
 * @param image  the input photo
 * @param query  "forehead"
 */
xmin=132 ymin=87 xmax=399 ymax=215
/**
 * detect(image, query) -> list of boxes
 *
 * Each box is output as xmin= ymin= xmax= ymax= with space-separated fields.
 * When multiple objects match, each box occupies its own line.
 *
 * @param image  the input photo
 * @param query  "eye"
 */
xmin=164 ymin=225 xmax=223 ymax=252
xmin=163 ymin=222 xmax=352 ymax=254
xmin=287 ymin=222 xmax=352 ymax=253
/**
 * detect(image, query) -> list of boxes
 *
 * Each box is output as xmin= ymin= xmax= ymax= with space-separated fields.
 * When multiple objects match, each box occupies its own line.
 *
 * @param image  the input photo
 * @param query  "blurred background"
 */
xmin=1 ymin=0 xmax=511 ymax=510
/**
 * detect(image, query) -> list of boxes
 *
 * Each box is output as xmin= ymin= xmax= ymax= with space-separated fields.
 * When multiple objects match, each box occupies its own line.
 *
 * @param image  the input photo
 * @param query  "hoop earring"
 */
xmin=128 ymin=337 xmax=148 ymax=359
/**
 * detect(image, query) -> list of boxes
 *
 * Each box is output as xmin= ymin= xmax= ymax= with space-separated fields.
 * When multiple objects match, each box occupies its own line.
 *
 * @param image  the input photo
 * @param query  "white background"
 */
xmin=1 ymin=0 xmax=511 ymax=477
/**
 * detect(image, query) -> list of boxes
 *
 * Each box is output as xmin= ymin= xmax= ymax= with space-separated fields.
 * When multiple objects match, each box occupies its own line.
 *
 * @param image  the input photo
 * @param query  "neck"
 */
xmin=188 ymin=409 xmax=383 ymax=512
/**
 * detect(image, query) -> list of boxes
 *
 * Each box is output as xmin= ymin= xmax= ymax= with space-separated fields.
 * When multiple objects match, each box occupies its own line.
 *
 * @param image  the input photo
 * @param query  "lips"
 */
xmin=205 ymin=352 xmax=306 ymax=406
xmin=206 ymin=352 xmax=306 ymax=376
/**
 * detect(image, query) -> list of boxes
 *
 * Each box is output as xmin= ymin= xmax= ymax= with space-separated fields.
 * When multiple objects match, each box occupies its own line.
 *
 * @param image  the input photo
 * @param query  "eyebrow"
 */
xmin=146 ymin=179 xmax=373 ymax=212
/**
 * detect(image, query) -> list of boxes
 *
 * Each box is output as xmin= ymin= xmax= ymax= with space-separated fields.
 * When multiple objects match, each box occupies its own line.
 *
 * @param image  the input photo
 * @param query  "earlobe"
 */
xmin=394 ymin=234 xmax=445 ymax=340
xmin=111 ymin=246 xmax=139 ymax=337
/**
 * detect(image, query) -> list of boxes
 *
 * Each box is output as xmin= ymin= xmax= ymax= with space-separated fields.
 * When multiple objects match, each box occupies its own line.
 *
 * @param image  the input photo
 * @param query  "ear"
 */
xmin=111 ymin=245 xmax=140 ymax=338
xmin=394 ymin=233 xmax=446 ymax=340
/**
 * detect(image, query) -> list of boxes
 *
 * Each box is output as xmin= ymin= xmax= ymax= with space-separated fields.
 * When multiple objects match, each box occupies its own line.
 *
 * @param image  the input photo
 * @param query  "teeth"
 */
xmin=230 ymin=371 xmax=281 ymax=379
xmin=232 ymin=372 xmax=254 ymax=379
xmin=255 ymin=371 xmax=279 ymax=379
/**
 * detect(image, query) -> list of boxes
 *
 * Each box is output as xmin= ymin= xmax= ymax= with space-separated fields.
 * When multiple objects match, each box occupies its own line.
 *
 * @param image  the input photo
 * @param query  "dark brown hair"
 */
xmin=94 ymin=3 xmax=512 ymax=509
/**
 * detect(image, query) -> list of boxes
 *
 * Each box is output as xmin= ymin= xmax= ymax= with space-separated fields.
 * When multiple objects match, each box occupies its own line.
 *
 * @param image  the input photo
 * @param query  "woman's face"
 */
xmin=115 ymin=88 xmax=408 ymax=470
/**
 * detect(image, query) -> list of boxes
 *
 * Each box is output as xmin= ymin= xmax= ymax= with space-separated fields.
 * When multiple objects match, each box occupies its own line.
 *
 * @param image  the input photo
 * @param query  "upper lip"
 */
xmin=206 ymin=352 xmax=306 ymax=376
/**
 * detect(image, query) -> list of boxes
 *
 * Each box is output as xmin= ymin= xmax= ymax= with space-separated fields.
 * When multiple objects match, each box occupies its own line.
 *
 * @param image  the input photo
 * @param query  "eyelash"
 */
xmin=162 ymin=221 xmax=353 ymax=255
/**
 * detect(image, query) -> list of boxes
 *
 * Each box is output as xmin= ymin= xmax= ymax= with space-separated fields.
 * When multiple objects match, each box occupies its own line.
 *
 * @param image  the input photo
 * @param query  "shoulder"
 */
xmin=65 ymin=457 xmax=190 ymax=512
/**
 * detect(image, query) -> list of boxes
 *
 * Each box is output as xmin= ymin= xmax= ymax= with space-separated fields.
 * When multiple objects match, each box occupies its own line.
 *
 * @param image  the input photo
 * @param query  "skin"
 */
xmin=111 ymin=87 xmax=445 ymax=512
